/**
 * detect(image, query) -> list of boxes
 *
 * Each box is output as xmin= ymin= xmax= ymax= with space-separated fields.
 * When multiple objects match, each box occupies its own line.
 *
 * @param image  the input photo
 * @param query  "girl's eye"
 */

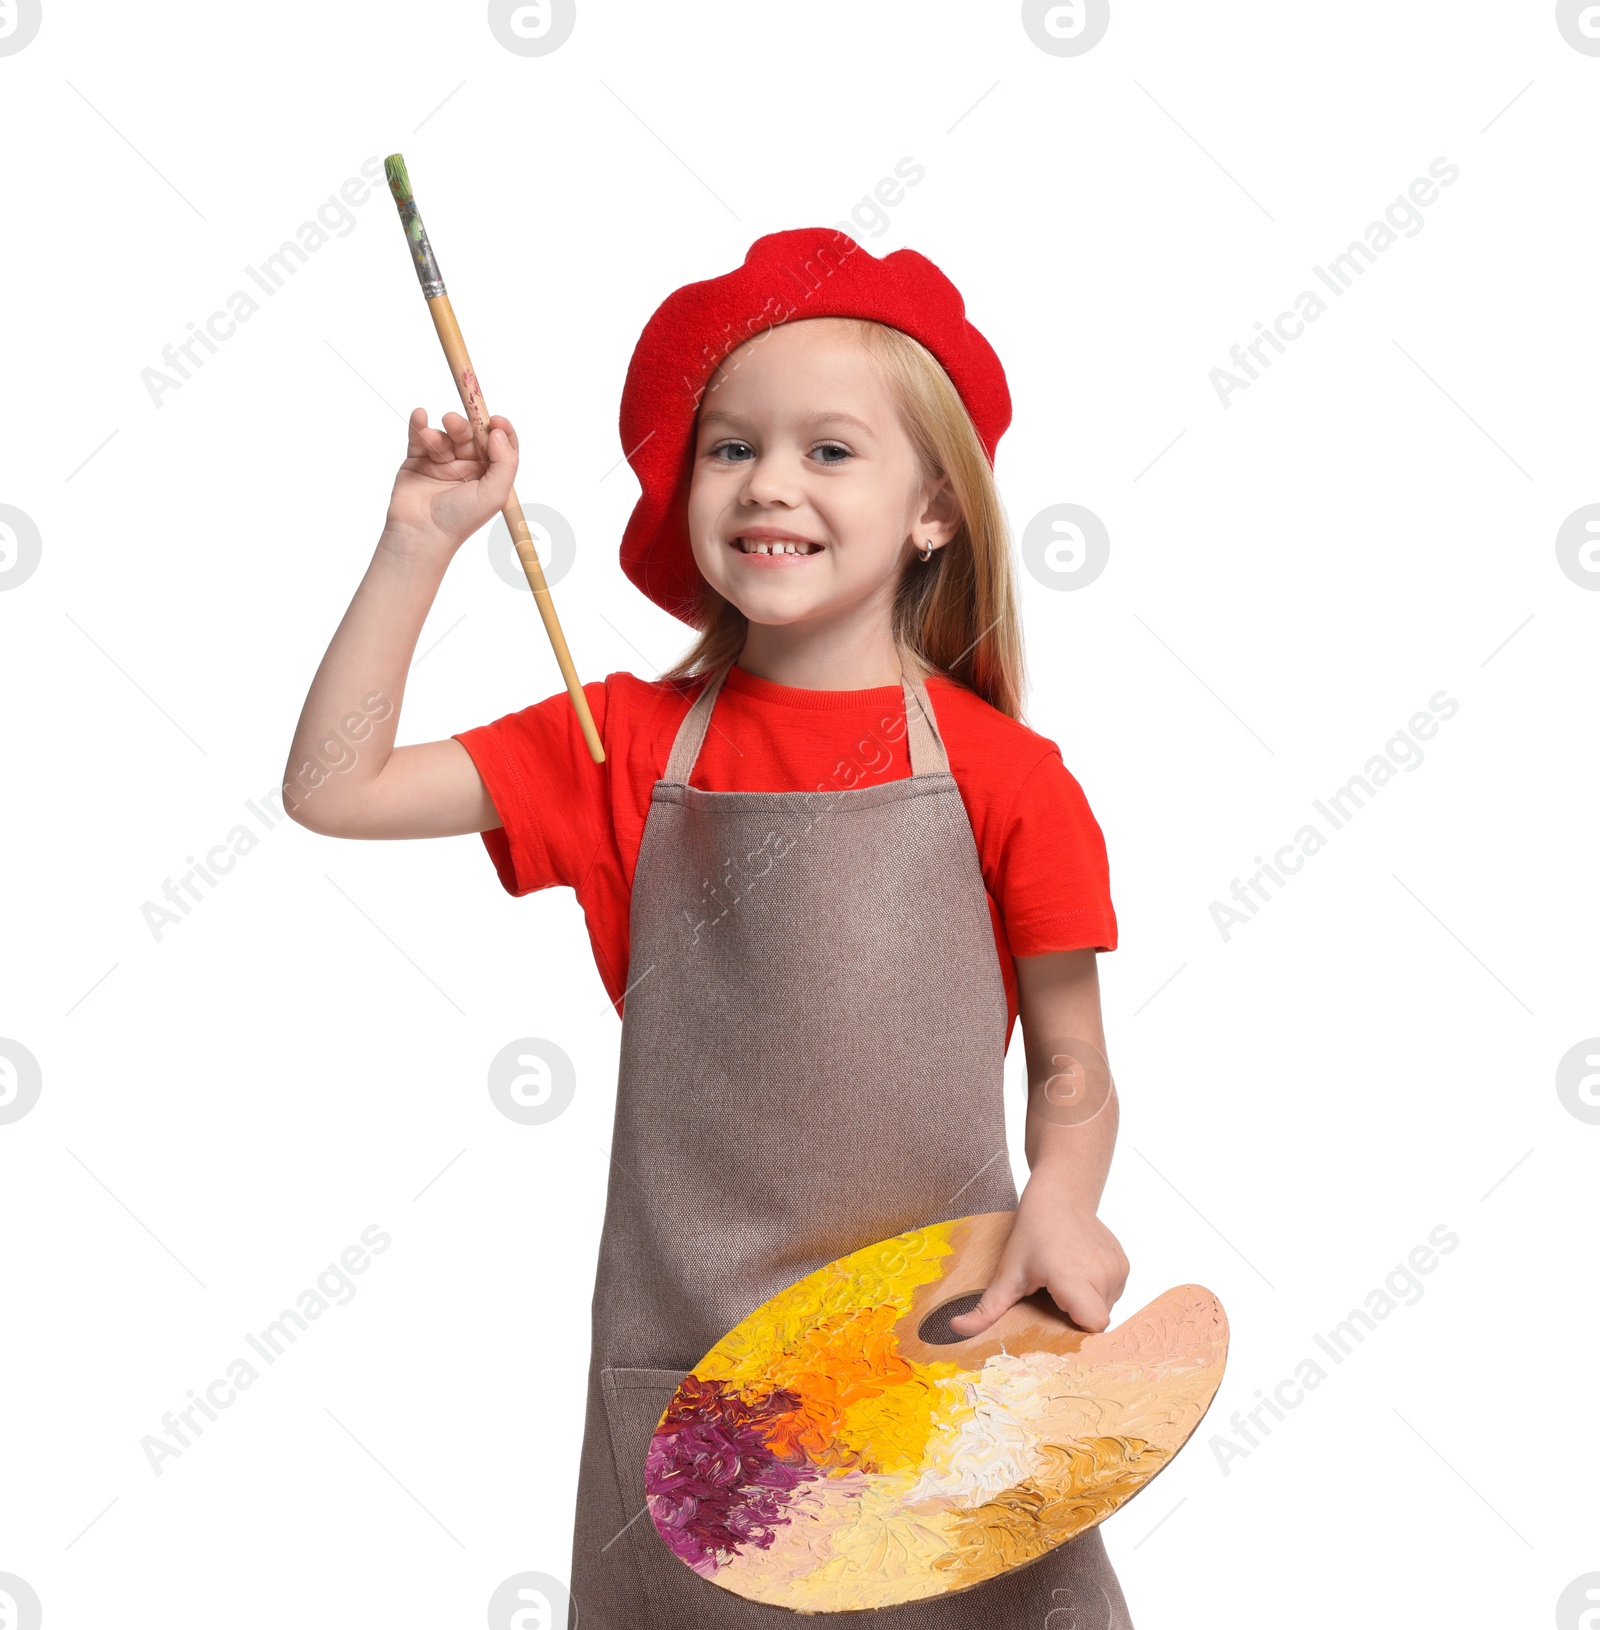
xmin=705 ymin=439 xmax=853 ymax=464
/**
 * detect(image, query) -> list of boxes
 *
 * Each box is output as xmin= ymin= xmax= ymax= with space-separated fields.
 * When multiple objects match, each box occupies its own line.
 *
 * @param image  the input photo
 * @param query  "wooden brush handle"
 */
xmin=426 ymin=293 xmax=605 ymax=765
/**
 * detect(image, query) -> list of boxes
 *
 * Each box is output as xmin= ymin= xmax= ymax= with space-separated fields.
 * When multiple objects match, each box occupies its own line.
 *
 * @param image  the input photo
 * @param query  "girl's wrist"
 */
xmin=375 ymin=523 xmax=456 ymax=576
xmin=1019 ymin=1156 xmax=1106 ymax=1215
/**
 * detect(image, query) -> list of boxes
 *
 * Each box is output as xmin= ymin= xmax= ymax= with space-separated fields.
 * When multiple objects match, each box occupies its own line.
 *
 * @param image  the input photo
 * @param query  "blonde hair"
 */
xmin=658 ymin=316 xmax=1025 ymax=720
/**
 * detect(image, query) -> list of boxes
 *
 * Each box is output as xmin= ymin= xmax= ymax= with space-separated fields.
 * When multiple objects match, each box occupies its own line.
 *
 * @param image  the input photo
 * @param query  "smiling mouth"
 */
xmin=731 ymin=537 xmax=823 ymax=556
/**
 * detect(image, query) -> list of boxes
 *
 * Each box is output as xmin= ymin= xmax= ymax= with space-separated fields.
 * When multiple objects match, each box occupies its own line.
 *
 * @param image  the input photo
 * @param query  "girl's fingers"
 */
xmin=946 ymin=1265 xmax=1030 ymax=1337
xmin=478 ymin=427 xmax=519 ymax=509
xmin=428 ymin=429 xmax=463 ymax=465
xmin=401 ymin=407 xmax=500 ymax=481
xmin=946 ymin=1262 xmax=1114 ymax=1338
xmin=1046 ymin=1276 xmax=1110 ymax=1334
xmin=405 ymin=409 xmax=459 ymax=467
xmin=441 ymin=411 xmax=478 ymax=452
xmin=414 ymin=423 xmax=456 ymax=465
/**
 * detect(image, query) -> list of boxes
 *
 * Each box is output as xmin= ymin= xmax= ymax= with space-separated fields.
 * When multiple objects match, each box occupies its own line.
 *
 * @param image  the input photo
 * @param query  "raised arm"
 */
xmin=282 ymin=407 xmax=520 ymax=839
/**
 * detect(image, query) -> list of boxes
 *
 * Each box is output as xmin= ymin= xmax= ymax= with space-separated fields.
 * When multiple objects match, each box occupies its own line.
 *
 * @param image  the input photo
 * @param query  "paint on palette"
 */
xmin=646 ymin=1215 xmax=1228 ymax=1613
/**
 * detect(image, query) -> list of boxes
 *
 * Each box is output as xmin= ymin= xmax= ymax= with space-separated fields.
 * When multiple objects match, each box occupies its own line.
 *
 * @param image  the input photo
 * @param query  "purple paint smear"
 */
xmin=645 ymin=1375 xmax=823 ymax=1575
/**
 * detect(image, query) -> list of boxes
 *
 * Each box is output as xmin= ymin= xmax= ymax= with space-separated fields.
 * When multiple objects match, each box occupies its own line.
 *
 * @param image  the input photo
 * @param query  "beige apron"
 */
xmin=567 ymin=648 xmax=1134 ymax=1627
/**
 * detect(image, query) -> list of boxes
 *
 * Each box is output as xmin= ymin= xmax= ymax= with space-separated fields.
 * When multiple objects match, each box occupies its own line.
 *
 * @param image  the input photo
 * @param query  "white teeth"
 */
xmin=739 ymin=538 xmax=816 ymax=555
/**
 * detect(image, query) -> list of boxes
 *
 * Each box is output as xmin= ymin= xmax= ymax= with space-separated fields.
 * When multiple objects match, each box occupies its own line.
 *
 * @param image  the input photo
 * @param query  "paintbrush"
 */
xmin=383 ymin=152 xmax=604 ymax=764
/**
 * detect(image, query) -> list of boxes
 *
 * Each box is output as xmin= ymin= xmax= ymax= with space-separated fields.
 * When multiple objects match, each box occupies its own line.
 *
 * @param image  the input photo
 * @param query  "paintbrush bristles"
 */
xmin=384 ymin=152 xmax=446 ymax=299
xmin=382 ymin=153 xmax=414 ymax=207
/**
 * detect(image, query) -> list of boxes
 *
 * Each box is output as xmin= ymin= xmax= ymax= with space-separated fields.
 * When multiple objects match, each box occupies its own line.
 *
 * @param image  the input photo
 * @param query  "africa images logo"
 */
xmin=1208 ymin=159 xmax=1460 ymax=408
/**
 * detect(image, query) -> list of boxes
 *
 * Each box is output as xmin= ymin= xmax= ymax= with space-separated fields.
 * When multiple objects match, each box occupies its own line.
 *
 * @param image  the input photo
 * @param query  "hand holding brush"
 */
xmin=383 ymin=152 xmax=604 ymax=764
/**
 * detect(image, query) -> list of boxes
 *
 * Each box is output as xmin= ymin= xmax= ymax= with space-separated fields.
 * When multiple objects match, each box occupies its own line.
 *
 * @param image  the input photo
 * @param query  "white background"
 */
xmin=2 ymin=2 xmax=1595 ymax=1626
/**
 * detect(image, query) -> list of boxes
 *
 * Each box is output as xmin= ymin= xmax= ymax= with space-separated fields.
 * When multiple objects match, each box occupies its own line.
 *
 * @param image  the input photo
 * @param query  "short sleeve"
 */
xmin=993 ymin=749 xmax=1118 ymax=956
xmin=451 ymin=679 xmax=609 ymax=897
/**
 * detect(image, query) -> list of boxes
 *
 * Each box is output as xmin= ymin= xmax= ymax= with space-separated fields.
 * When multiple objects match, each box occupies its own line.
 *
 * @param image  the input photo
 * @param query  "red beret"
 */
xmin=617 ymin=227 xmax=1011 ymax=626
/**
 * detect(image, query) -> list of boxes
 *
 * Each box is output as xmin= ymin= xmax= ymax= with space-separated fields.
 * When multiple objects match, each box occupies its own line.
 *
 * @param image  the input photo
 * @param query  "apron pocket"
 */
xmin=598 ymin=1366 xmax=689 ymax=1614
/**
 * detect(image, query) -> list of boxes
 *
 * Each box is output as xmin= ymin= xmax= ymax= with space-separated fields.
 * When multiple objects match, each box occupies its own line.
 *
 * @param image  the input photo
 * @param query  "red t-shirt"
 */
xmin=453 ymin=664 xmax=1117 ymax=1041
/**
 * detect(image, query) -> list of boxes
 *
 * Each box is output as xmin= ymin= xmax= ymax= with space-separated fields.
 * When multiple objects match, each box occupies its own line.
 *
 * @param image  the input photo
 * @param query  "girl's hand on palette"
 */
xmin=946 ymin=1187 xmax=1130 ymax=1338
xmin=381 ymin=407 xmax=519 ymax=563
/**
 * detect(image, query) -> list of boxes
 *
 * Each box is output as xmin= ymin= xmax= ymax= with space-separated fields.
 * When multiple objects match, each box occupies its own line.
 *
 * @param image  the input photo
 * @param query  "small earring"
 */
xmin=918 ymin=538 xmax=936 ymax=563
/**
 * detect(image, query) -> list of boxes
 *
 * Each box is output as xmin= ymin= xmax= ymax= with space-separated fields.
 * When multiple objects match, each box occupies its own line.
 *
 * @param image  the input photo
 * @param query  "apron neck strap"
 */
xmin=897 ymin=643 xmax=948 ymax=776
xmin=661 ymin=642 xmax=950 ymax=784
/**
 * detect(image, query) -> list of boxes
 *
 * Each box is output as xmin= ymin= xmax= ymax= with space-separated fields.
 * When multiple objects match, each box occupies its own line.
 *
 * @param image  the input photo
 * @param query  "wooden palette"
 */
xmin=643 ymin=1212 xmax=1228 ymax=1613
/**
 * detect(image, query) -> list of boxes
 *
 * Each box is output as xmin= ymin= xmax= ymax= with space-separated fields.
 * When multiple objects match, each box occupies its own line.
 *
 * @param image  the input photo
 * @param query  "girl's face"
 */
xmin=685 ymin=318 xmax=956 ymax=637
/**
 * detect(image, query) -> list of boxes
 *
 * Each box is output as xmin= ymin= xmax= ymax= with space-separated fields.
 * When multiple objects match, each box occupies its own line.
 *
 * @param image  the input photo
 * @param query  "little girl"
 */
xmin=285 ymin=228 xmax=1136 ymax=1627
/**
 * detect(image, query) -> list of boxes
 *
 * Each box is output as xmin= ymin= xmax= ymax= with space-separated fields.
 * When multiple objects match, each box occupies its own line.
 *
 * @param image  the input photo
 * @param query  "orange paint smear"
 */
xmin=746 ymin=1303 xmax=918 ymax=1466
